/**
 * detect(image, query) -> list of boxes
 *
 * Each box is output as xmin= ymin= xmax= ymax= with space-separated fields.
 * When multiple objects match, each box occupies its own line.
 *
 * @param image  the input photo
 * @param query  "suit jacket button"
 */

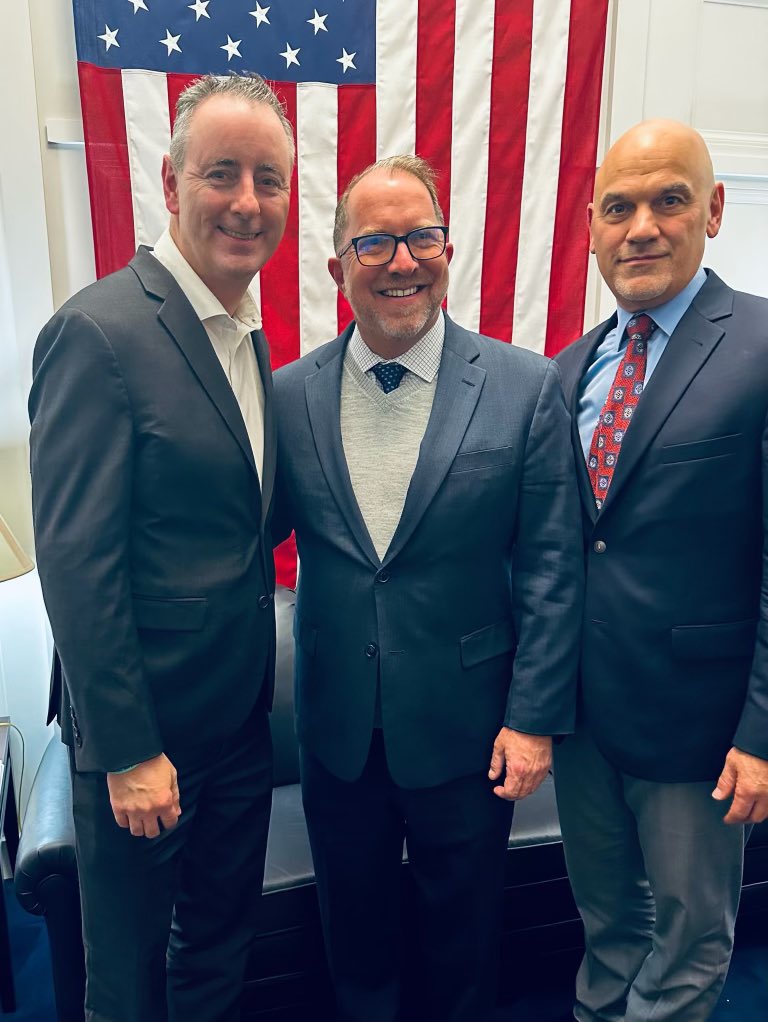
xmin=593 ymin=540 xmax=607 ymax=554
xmin=364 ymin=643 xmax=378 ymax=659
xmin=375 ymin=570 xmax=390 ymax=583
xmin=258 ymin=594 xmax=271 ymax=609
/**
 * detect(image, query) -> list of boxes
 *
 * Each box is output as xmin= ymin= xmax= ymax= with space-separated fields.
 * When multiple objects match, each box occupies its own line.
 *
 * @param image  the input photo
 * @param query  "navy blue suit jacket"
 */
xmin=274 ymin=315 xmax=583 ymax=789
xmin=556 ymin=270 xmax=768 ymax=781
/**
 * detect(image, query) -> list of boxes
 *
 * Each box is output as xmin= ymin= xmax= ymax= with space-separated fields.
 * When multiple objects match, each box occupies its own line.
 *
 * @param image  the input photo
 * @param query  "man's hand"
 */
xmin=712 ymin=747 xmax=768 ymax=824
xmin=488 ymin=728 xmax=552 ymax=802
xmin=107 ymin=753 xmax=181 ymax=838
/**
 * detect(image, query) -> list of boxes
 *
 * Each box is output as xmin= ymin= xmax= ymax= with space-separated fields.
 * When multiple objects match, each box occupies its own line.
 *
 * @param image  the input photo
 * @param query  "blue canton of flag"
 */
xmin=74 ymin=0 xmax=375 ymax=83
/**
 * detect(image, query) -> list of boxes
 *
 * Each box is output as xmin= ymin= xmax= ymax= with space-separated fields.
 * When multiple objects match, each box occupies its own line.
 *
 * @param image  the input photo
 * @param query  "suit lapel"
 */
xmin=305 ymin=330 xmax=380 ymax=568
xmin=600 ymin=272 xmax=731 ymax=514
xmin=384 ymin=318 xmax=485 ymax=563
xmin=253 ymin=328 xmax=276 ymax=524
xmin=562 ymin=319 xmax=615 ymax=526
xmin=131 ymin=248 xmax=259 ymax=484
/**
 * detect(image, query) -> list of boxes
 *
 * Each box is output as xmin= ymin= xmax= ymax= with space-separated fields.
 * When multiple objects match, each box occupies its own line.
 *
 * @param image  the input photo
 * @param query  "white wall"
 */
xmin=0 ymin=0 xmax=56 ymax=813
xmin=1 ymin=0 xmax=767 ymax=812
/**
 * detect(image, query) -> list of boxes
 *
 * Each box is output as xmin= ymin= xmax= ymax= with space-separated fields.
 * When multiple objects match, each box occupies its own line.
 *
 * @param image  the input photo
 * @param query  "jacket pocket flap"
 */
xmin=449 ymin=446 xmax=518 ymax=475
xmin=660 ymin=433 xmax=742 ymax=464
xmin=294 ymin=616 xmax=318 ymax=655
xmin=670 ymin=619 xmax=757 ymax=660
xmin=132 ymin=596 xmax=208 ymax=632
xmin=461 ymin=619 xmax=517 ymax=668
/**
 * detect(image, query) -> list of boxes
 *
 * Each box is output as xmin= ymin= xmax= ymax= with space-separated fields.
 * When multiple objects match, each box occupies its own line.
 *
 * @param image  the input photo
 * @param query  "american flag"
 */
xmin=73 ymin=0 xmax=609 ymax=583
xmin=72 ymin=0 xmax=608 ymax=364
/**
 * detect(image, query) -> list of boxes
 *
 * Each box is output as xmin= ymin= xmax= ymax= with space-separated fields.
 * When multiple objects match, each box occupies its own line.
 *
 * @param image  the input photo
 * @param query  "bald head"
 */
xmin=595 ymin=120 xmax=715 ymax=202
xmin=589 ymin=119 xmax=724 ymax=311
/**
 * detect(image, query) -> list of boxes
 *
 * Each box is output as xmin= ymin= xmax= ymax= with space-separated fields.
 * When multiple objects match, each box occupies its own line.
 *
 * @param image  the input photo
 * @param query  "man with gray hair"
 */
xmin=29 ymin=73 xmax=293 ymax=1021
xmin=274 ymin=154 xmax=583 ymax=1021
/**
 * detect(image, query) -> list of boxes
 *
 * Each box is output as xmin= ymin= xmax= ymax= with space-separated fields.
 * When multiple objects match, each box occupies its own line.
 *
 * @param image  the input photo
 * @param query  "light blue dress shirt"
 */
xmin=577 ymin=268 xmax=708 ymax=459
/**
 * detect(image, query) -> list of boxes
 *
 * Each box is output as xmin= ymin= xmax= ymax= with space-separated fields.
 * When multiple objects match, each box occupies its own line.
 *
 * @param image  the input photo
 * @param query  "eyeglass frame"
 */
xmin=337 ymin=225 xmax=449 ymax=265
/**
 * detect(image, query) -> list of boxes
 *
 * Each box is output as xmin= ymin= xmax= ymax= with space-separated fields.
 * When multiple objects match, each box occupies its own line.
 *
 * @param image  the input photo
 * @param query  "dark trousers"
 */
xmin=71 ymin=706 xmax=273 ymax=1022
xmin=301 ymin=731 xmax=514 ymax=1022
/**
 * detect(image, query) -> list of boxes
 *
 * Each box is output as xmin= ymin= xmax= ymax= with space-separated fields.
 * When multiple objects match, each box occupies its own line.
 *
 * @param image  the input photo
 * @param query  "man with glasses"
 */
xmin=273 ymin=155 xmax=583 ymax=1022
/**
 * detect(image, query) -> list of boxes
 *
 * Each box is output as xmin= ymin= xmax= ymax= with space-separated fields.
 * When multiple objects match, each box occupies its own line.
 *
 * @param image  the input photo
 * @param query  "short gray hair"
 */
xmin=334 ymin=155 xmax=445 ymax=253
xmin=169 ymin=73 xmax=295 ymax=170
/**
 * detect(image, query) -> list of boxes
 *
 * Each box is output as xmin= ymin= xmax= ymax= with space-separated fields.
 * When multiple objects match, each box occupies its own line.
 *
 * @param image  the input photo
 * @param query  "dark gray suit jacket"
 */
xmin=556 ymin=270 xmax=768 ymax=781
xmin=29 ymin=247 xmax=276 ymax=773
xmin=274 ymin=314 xmax=583 ymax=789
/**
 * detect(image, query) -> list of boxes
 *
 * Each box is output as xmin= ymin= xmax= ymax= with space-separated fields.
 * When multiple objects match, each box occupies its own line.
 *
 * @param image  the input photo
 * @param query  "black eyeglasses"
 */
xmin=338 ymin=226 xmax=448 ymax=266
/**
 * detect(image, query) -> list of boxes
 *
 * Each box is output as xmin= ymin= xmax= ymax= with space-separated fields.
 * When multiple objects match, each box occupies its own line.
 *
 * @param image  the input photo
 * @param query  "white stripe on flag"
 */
xmin=297 ymin=83 xmax=339 ymax=356
xmin=376 ymin=0 xmax=417 ymax=157
xmin=122 ymin=70 xmax=171 ymax=249
xmin=447 ymin=0 xmax=495 ymax=332
xmin=511 ymin=0 xmax=571 ymax=353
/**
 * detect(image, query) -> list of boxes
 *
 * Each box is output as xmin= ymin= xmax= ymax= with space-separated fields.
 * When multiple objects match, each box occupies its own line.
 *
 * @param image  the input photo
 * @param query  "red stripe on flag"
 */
xmin=478 ymin=0 xmax=535 ymax=344
xmin=415 ymin=0 xmax=456 ymax=227
xmin=78 ymin=63 xmax=135 ymax=279
xmin=544 ymin=0 xmax=609 ymax=356
xmin=261 ymin=81 xmax=300 ymax=372
xmin=274 ymin=531 xmax=298 ymax=589
xmin=166 ymin=73 xmax=198 ymax=129
xmin=336 ymin=85 xmax=377 ymax=334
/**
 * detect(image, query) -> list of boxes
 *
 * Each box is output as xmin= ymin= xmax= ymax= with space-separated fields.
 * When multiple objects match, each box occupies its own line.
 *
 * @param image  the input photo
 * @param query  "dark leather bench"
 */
xmin=14 ymin=586 xmax=768 ymax=1020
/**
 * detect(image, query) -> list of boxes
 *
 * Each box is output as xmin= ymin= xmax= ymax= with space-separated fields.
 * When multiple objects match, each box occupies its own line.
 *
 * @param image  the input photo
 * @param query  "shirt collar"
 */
xmin=348 ymin=311 xmax=446 ymax=383
xmin=151 ymin=228 xmax=262 ymax=333
xmin=615 ymin=266 xmax=708 ymax=346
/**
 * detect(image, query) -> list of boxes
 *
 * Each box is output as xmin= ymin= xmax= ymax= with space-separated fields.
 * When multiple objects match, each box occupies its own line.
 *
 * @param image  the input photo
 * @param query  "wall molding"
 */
xmin=45 ymin=118 xmax=84 ymax=148
xmin=719 ymin=175 xmax=768 ymax=205
xmin=704 ymin=0 xmax=768 ymax=9
xmin=700 ymin=129 xmax=768 ymax=177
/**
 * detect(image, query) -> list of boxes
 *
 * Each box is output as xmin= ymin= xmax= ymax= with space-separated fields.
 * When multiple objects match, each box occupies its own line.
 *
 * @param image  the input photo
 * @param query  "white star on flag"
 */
xmin=336 ymin=48 xmax=356 ymax=73
xmin=249 ymin=4 xmax=270 ymax=27
xmin=188 ymin=0 xmax=210 ymax=21
xmin=279 ymin=43 xmax=300 ymax=68
xmin=307 ymin=9 xmax=328 ymax=34
xmin=221 ymin=36 xmax=242 ymax=61
xmin=160 ymin=30 xmax=181 ymax=55
xmin=127 ymin=0 xmax=148 ymax=12
xmin=98 ymin=25 xmax=119 ymax=51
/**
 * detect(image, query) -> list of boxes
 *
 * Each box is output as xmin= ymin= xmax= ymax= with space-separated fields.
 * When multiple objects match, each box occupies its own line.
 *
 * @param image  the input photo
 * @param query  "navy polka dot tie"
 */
xmin=370 ymin=362 xmax=408 ymax=393
xmin=587 ymin=313 xmax=654 ymax=510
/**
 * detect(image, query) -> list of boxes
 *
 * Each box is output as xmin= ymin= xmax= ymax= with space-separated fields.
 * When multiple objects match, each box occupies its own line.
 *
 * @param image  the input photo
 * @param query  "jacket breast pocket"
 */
xmin=460 ymin=619 xmax=517 ymax=668
xmin=670 ymin=619 xmax=757 ymax=661
xmin=660 ymin=433 xmax=742 ymax=465
xmin=132 ymin=596 xmax=208 ymax=631
xmin=448 ymin=446 xmax=518 ymax=475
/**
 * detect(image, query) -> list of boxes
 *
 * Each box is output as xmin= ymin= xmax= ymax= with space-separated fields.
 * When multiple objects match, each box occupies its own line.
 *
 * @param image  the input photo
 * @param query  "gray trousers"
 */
xmin=553 ymin=729 xmax=746 ymax=1022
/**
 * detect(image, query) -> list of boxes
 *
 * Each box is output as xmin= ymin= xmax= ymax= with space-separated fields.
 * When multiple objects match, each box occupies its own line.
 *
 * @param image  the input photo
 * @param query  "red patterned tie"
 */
xmin=587 ymin=313 xmax=654 ymax=509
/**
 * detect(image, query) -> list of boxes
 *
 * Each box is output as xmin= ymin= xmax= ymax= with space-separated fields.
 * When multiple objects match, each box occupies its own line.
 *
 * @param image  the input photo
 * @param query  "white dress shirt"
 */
xmin=152 ymin=229 xmax=266 ymax=483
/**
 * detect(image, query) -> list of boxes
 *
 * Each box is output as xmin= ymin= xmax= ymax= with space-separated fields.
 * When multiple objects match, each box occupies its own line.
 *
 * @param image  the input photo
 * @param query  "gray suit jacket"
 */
xmin=29 ymin=247 xmax=277 ymax=773
xmin=274 ymin=314 xmax=584 ymax=788
xmin=556 ymin=270 xmax=768 ymax=781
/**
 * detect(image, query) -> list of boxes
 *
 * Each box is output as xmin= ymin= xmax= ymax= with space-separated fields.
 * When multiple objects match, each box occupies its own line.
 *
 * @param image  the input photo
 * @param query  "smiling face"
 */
xmin=162 ymin=94 xmax=292 ymax=314
xmin=328 ymin=169 xmax=453 ymax=359
xmin=588 ymin=120 xmax=724 ymax=312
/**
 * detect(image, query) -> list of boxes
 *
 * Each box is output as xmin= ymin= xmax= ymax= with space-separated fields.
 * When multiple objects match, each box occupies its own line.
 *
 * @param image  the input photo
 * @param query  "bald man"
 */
xmin=553 ymin=120 xmax=768 ymax=1022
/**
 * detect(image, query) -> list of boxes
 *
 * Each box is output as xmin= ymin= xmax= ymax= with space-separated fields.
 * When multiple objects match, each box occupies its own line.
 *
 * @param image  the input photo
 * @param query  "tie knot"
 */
xmin=625 ymin=314 xmax=655 ymax=351
xmin=370 ymin=361 xmax=408 ymax=393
